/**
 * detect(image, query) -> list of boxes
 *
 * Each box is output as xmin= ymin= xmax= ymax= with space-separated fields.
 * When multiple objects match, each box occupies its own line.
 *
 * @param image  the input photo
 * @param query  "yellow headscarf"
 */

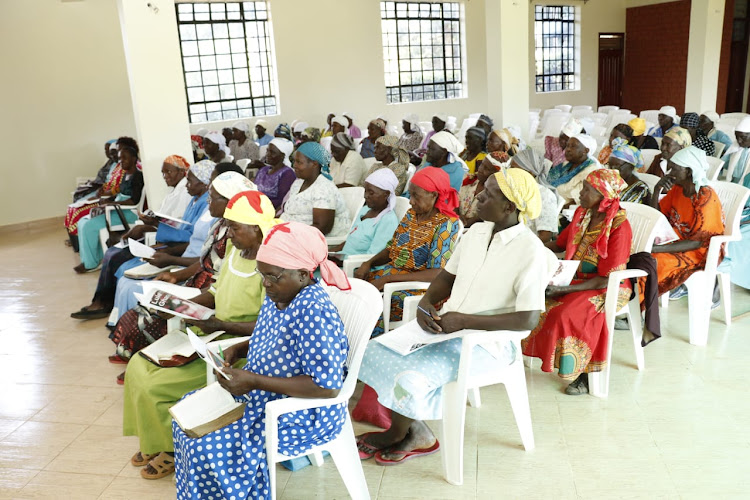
xmin=628 ymin=117 xmax=647 ymax=137
xmin=223 ymin=190 xmax=281 ymax=237
xmin=492 ymin=168 xmax=542 ymax=224
xmin=664 ymin=126 xmax=693 ymax=148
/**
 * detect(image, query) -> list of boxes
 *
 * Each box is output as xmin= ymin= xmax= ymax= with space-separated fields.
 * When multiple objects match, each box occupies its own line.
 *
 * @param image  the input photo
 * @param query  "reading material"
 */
xmin=124 ymin=262 xmax=182 ymax=279
xmin=136 ymin=289 xmax=214 ymax=321
xmin=376 ymin=319 xmax=483 ymax=356
xmin=139 ymin=329 xmax=225 ymax=364
xmin=186 ymin=328 xmax=231 ymax=380
xmin=127 ymin=238 xmax=156 ymax=259
xmin=169 ymin=382 xmax=246 ymax=438
xmin=549 ymin=260 xmax=580 ymax=287
xmin=153 ymin=211 xmax=191 ymax=228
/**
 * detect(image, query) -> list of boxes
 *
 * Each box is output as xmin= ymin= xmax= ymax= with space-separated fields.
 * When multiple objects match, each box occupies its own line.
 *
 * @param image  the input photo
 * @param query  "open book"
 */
xmin=549 ymin=260 xmax=579 ymax=287
xmin=124 ymin=262 xmax=182 ymax=279
xmin=135 ymin=288 xmax=214 ymax=321
xmin=127 ymin=238 xmax=156 ymax=259
xmin=169 ymin=382 xmax=246 ymax=438
xmin=376 ymin=319 xmax=484 ymax=356
xmin=153 ymin=211 xmax=191 ymax=229
xmin=139 ymin=329 xmax=225 ymax=365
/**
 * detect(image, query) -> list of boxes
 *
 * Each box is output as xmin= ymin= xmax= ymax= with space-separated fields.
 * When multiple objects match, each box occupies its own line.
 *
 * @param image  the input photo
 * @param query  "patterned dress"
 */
xmin=367 ymin=209 xmax=460 ymax=336
xmin=620 ymin=180 xmax=651 ymax=204
xmin=172 ymin=283 xmax=348 ymax=500
xmin=522 ymin=207 xmax=633 ymax=378
xmin=64 ymin=163 xmax=125 ymax=236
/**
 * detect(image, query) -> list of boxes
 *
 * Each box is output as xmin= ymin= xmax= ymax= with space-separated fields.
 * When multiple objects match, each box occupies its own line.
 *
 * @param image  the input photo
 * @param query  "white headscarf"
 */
xmin=363 ymin=168 xmax=398 ymax=223
xmin=659 ymin=105 xmax=678 ymax=120
xmin=561 ymin=118 xmax=583 ymax=138
xmin=204 ymin=132 xmax=231 ymax=157
xmin=433 ymin=113 xmax=448 ymax=123
xmin=700 ymin=111 xmax=720 ymax=124
xmin=403 ymin=113 xmax=419 ymax=132
xmin=269 ymin=137 xmax=294 ymax=167
xmin=332 ymin=115 xmax=348 ymax=128
xmin=293 ymin=121 xmax=309 ymax=134
xmin=212 ymin=171 xmax=257 ymax=200
xmin=670 ymin=146 xmax=710 ymax=192
xmin=571 ymin=134 xmax=598 ymax=160
xmin=232 ymin=121 xmax=250 ymax=134
xmin=254 ymin=119 xmax=269 ymax=129
xmin=737 ymin=117 xmax=750 ymax=133
xmin=430 ymin=130 xmax=463 ymax=163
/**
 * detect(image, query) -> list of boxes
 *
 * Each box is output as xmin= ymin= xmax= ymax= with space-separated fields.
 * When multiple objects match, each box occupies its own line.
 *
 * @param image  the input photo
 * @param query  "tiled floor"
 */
xmin=2 ymin=222 xmax=750 ymax=499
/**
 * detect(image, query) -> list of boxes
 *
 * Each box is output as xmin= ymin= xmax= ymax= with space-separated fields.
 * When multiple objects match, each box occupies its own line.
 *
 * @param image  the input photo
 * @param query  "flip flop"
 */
xmin=116 ymin=372 xmax=125 ymax=385
xmin=374 ymin=440 xmax=440 ymax=466
xmin=70 ymin=307 xmax=110 ymax=320
xmin=108 ymin=354 xmax=129 ymax=365
xmin=141 ymin=452 xmax=175 ymax=479
xmin=357 ymin=432 xmax=386 ymax=460
xmin=131 ymin=450 xmax=158 ymax=467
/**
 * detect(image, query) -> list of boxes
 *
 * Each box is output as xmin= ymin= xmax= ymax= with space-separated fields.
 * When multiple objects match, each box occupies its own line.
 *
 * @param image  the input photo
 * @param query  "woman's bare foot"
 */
xmin=376 ymin=421 xmax=436 ymax=462
xmin=73 ymin=263 xmax=87 ymax=274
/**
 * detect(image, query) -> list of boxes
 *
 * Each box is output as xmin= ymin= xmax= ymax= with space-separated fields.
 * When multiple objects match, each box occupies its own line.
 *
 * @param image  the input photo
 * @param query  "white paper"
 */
xmin=187 ymin=328 xmax=230 ymax=379
xmin=140 ymin=329 xmax=226 ymax=362
xmin=376 ymin=319 xmax=481 ymax=356
xmin=128 ymin=238 xmax=156 ymax=259
xmin=140 ymin=281 xmax=201 ymax=301
xmin=652 ymin=215 xmax=680 ymax=246
xmin=549 ymin=260 xmax=579 ymax=287
xmin=153 ymin=211 xmax=191 ymax=227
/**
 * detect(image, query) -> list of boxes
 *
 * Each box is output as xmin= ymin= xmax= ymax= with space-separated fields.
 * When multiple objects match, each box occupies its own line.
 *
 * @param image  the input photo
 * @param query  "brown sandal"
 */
xmin=141 ymin=452 xmax=175 ymax=479
xmin=131 ymin=450 xmax=158 ymax=467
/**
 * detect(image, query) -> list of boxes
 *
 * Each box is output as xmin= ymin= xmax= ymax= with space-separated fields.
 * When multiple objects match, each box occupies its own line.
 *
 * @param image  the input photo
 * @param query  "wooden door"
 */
xmin=598 ymin=33 xmax=624 ymax=108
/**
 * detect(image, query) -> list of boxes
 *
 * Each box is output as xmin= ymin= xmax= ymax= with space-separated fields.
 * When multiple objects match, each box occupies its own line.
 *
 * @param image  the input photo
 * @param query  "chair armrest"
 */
xmin=342 ymin=254 xmax=374 ymax=277
xmin=206 ymin=336 xmax=251 ymax=351
xmin=325 ymin=236 xmax=347 ymax=246
xmin=604 ymin=270 xmax=646 ymax=323
xmin=608 ymin=269 xmax=648 ymax=282
xmin=704 ymin=235 xmax=733 ymax=275
xmin=266 ymin=393 xmax=349 ymax=421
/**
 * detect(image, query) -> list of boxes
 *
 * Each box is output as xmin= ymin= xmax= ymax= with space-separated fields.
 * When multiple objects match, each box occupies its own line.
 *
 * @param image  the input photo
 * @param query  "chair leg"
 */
xmin=503 ymin=362 xmax=535 ymax=450
xmin=686 ymin=276 xmax=711 ymax=346
xmin=523 ymin=355 xmax=535 ymax=369
xmin=309 ymin=450 xmax=325 ymax=467
xmin=467 ymin=388 xmax=481 ymax=408
xmin=660 ymin=293 xmax=669 ymax=308
xmin=718 ymin=272 xmax=731 ymax=325
xmin=626 ymin=301 xmax=645 ymax=371
xmin=328 ymin=417 xmax=371 ymax=500
xmin=440 ymin=382 xmax=467 ymax=486
xmin=588 ymin=365 xmax=610 ymax=398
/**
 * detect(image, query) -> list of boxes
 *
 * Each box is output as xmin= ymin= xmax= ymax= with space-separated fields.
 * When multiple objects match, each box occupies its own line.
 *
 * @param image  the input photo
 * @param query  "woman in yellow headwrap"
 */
xmin=628 ymin=117 xmax=659 ymax=150
xmin=122 ymin=190 xmax=279 ymax=480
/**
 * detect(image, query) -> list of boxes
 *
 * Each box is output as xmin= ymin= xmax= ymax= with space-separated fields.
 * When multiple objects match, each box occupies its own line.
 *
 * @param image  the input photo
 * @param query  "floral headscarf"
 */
xmin=375 ymin=135 xmax=410 ymax=169
xmin=302 ymin=127 xmax=321 ymax=143
xmin=274 ymin=123 xmax=292 ymax=141
xmin=609 ymin=137 xmax=644 ymax=171
xmin=164 ymin=155 xmax=190 ymax=170
xmin=189 ymin=159 xmax=216 ymax=185
xmin=664 ymin=126 xmax=692 ymax=148
xmin=571 ymin=169 xmax=627 ymax=260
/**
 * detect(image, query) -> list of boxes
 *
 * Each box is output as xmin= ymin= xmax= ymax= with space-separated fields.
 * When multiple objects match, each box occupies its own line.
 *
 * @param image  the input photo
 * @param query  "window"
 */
xmin=380 ymin=1 xmax=464 ymax=104
xmin=175 ymin=2 xmax=278 ymax=123
xmin=534 ymin=5 xmax=576 ymax=93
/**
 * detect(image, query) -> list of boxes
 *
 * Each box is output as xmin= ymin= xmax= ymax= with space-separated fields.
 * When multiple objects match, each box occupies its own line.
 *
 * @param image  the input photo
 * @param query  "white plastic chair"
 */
xmin=236 ymin=158 xmax=251 ymax=170
xmin=712 ymin=141 xmax=725 ymax=158
xmin=720 ymin=112 xmax=749 ymax=121
xmin=362 ymin=157 xmax=377 ymax=170
xmin=541 ymin=113 xmax=571 ymax=139
xmin=707 ymin=156 xmax=724 ymax=181
xmin=639 ymin=110 xmax=660 ymax=126
xmin=394 ymin=196 xmax=411 ymax=222
xmin=326 ymin=186 xmax=365 ymax=246
xmin=637 ymin=172 xmax=661 ymax=194
xmin=404 ymin=164 xmax=416 ymax=191
xmin=258 ymin=145 xmax=268 ymax=161
xmin=320 ymin=136 xmax=333 ymax=153
xmin=571 ymin=105 xmax=593 ymax=113
xmin=555 ymin=104 xmax=572 ymax=113
xmin=99 ymin=190 xmax=147 ymax=249
xmin=640 ymin=150 xmax=660 ymax=171
xmin=598 ymin=105 xmax=619 ymax=114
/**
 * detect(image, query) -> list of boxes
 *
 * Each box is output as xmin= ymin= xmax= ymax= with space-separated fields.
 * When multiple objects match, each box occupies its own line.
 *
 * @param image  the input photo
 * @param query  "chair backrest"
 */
xmin=709 ymin=180 xmax=750 ymax=238
xmin=706 ymin=156 xmax=724 ymax=181
xmin=541 ymin=113 xmax=571 ymax=138
xmin=555 ymin=104 xmax=572 ymax=113
xmin=598 ymin=105 xmax=619 ymax=114
xmin=394 ymin=196 xmax=411 ymax=222
xmin=620 ymin=202 xmax=663 ymax=253
xmin=320 ymin=135 xmax=333 ymax=153
xmin=456 ymin=117 xmax=478 ymax=147
xmin=324 ymin=279 xmax=383 ymax=397
xmin=236 ymin=158 xmax=251 ymax=169
xmin=338 ymin=186 xmax=365 ymax=223
xmin=639 ymin=109 xmax=660 ymax=125
xmin=404 ymin=164 xmax=417 ymax=190
xmin=363 ymin=157 xmax=377 ymax=169
xmin=572 ymin=105 xmax=592 ymax=113
xmin=258 ymin=145 xmax=268 ymax=160
xmin=637 ymin=172 xmax=661 ymax=193
xmin=418 ymin=121 xmax=432 ymax=134
xmin=712 ymin=141 xmax=725 ymax=158
xmin=720 ymin=112 xmax=749 ymax=121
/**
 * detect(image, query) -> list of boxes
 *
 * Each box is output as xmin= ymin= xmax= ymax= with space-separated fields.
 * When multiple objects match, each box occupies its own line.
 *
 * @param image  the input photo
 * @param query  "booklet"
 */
xmin=376 ymin=319 xmax=484 ymax=356
xmin=169 ymin=382 xmax=246 ymax=438
xmin=135 ymin=289 xmax=214 ymax=321
xmin=139 ymin=329 xmax=225 ymax=365
xmin=549 ymin=260 xmax=580 ymax=287
xmin=127 ymin=238 xmax=156 ymax=259
xmin=153 ymin=211 xmax=192 ymax=228
xmin=124 ymin=262 xmax=182 ymax=279
xmin=186 ymin=328 xmax=231 ymax=380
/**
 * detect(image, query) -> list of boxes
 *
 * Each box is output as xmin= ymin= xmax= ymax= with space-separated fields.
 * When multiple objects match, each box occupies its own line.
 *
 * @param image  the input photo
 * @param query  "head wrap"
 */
xmin=681 ymin=112 xmax=699 ymax=129
xmin=212 ymin=171 xmax=257 ymax=200
xmin=375 ymin=135 xmax=410 ymax=168
xmin=106 ymin=139 xmax=116 ymax=145
xmin=665 ymin=127 xmax=692 ymax=148
xmin=370 ymin=118 xmax=387 ymax=133
xmin=223 ymin=190 xmax=279 ymax=237
xmin=232 ymin=121 xmax=250 ymax=134
xmin=269 ymin=138 xmax=293 ymax=167
xmin=561 ymin=118 xmax=583 ymax=138
xmin=430 ymin=130 xmax=463 ymax=163
xmin=659 ymin=105 xmax=678 ymax=120
xmin=342 ymin=112 xmax=355 ymax=122
xmin=302 ymin=127 xmax=321 ymax=143
xmin=609 ymin=137 xmax=644 ymax=171
xmin=486 ymin=150 xmax=509 ymax=169
xmin=477 ymin=114 xmax=494 ymax=128
xmin=108 ymin=142 xmax=119 ymax=152
xmin=331 ymin=132 xmax=355 ymax=152
xmin=491 ymin=167 xmax=542 ymax=224
xmin=293 ymin=121 xmax=309 ymax=134
xmin=254 ymin=119 xmax=269 ymax=130
xmin=164 ymin=155 xmax=190 ymax=170
xmin=670 ymin=146 xmax=710 ymax=192
xmin=510 ymin=148 xmax=546 ymax=178
xmin=274 ymin=123 xmax=292 ymax=141
xmin=409 ymin=166 xmax=459 ymax=218
xmin=195 ymin=128 xmax=209 ymax=137
xmin=578 ymin=169 xmax=627 ymax=259
xmin=628 ymin=118 xmax=647 ymax=137
xmin=332 ymin=115 xmax=348 ymax=128
xmin=433 ymin=113 xmax=448 ymax=124
xmin=737 ymin=117 xmax=750 ymax=133
xmin=189 ymin=159 xmax=215 ymax=185
xmin=364 ymin=168 xmax=398 ymax=224
xmin=403 ymin=113 xmax=419 ymax=132
xmin=296 ymin=141 xmax=332 ymax=181
xmin=492 ymin=129 xmax=519 ymax=156
xmin=571 ymin=134 xmax=598 ymax=160
xmin=701 ymin=111 xmax=720 ymax=124
xmin=466 ymin=126 xmax=487 ymax=143
xmin=257 ymin=221 xmax=351 ymax=290
xmin=204 ymin=132 xmax=231 ymax=156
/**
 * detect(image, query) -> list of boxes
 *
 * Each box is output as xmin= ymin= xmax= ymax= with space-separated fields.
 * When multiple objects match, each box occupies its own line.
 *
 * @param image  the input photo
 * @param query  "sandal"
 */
xmin=357 ymin=432 xmax=387 ymax=460
xmin=116 ymin=372 xmax=125 ymax=385
xmin=108 ymin=354 xmax=129 ymax=365
xmin=141 ymin=452 xmax=175 ymax=479
xmin=374 ymin=441 xmax=440 ymax=466
xmin=131 ymin=450 xmax=158 ymax=467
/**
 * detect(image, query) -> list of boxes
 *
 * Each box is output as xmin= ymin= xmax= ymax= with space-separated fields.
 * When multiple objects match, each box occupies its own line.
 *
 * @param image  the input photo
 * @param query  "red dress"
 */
xmin=522 ymin=207 xmax=633 ymax=379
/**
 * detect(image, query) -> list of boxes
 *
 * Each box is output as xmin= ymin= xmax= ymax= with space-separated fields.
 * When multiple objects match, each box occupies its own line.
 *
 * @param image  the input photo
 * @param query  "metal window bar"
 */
xmin=175 ymin=2 xmax=278 ymax=123
xmin=534 ymin=5 xmax=575 ymax=93
xmin=380 ymin=1 xmax=463 ymax=104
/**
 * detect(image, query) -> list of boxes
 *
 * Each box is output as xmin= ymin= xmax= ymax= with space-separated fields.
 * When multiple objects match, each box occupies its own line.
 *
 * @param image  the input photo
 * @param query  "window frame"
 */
xmin=174 ymin=1 xmax=280 ymax=124
xmin=533 ymin=4 xmax=579 ymax=94
xmin=379 ymin=1 xmax=467 ymax=104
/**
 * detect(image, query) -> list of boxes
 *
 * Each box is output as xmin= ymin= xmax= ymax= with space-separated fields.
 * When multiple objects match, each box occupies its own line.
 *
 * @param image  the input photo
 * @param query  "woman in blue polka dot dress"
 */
xmin=172 ymin=221 xmax=353 ymax=499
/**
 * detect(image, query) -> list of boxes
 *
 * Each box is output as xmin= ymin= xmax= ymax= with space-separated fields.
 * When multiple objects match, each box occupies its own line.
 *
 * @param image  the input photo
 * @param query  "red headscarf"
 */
xmin=164 ymin=154 xmax=190 ymax=170
xmin=410 ymin=167 xmax=459 ymax=218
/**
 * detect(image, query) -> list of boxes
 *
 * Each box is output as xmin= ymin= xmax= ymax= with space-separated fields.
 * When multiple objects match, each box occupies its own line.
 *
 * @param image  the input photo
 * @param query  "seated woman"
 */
xmin=681 ymin=112 xmax=715 ymax=157
xmin=548 ymin=134 xmax=601 ymax=206
xmin=508 ymin=149 xmax=558 ymax=243
xmin=329 ymin=169 xmax=400 ymax=262
xmin=321 ymin=113 xmax=335 ymax=139
xmin=360 ymin=119 xmax=387 ymax=159
xmin=699 ymin=112 xmax=733 ymax=153
xmin=458 ymin=153 xmax=502 ymax=228
xmin=628 ymin=118 xmax=659 ymax=150
xmin=523 ymin=169 xmax=633 ymax=396
xmin=475 ymin=113 xmax=494 ymax=137
xmin=172 ymin=221 xmax=350 ymax=497
xmin=648 ymin=106 xmax=679 ymax=138
xmin=123 ymin=190 xmax=277 ymax=480
xmin=717 ymin=157 xmax=750 ymax=290
xmin=398 ymin=113 xmax=424 ymax=154
xmin=644 ymin=127 xmax=692 ymax=177
xmin=355 ymin=168 xmax=553 ymax=461
xmin=354 ymin=167 xmax=461 ymax=336
xmin=300 ymin=126 xmax=321 ymax=144
xmin=606 ymin=138 xmax=650 ymax=204
xmin=366 ymin=135 xmax=410 ymax=195
xmin=254 ymin=119 xmax=273 ymax=146
xmin=720 ymin=117 xmax=750 ymax=182
xmin=344 ymin=111 xmax=362 ymax=138
xmin=648 ymin=147 xmax=725 ymax=300
xmin=597 ymin=123 xmax=634 ymax=165
xmin=459 ymin=126 xmax=488 ymax=178
xmin=203 ymin=131 xmax=232 ymax=164
xmin=74 ymin=142 xmax=144 ymax=273
xmin=71 ymin=140 xmax=119 ymax=204
xmin=422 ymin=131 xmax=465 ymax=195
xmin=487 ymin=128 xmax=519 ymax=156
xmin=329 ymin=132 xmax=368 ymax=188
xmin=273 ymin=123 xmax=293 ymax=141
xmin=229 ymin=122 xmax=261 ymax=161
xmin=545 ymin=118 xmax=582 ymax=168
xmin=252 ymin=138 xmax=296 ymax=210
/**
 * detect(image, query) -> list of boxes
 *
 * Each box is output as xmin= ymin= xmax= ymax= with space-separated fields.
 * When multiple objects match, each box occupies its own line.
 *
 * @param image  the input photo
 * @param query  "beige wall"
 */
xmin=0 ymin=0 xmax=136 ymax=227
xmin=528 ymin=0 xmax=627 ymax=110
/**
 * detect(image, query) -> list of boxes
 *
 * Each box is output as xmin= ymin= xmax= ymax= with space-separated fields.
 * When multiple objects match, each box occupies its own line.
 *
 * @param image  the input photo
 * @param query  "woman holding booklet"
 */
xmin=522 ymin=169 xmax=633 ymax=396
xmin=172 ymin=221 xmax=351 ymax=499
xmin=122 ymin=190 xmax=278 ymax=480
xmin=354 ymin=168 xmax=553 ymax=466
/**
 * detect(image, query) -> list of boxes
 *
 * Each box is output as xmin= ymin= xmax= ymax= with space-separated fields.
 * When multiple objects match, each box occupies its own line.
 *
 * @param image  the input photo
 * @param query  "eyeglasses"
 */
xmin=258 ymin=269 xmax=286 ymax=284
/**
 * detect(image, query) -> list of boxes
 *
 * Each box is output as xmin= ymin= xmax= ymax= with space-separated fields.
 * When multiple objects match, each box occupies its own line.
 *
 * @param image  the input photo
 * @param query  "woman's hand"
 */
xmin=437 ymin=312 xmax=466 ymax=334
xmin=655 ymin=176 xmax=675 ymax=194
xmin=370 ymin=275 xmax=391 ymax=292
xmin=154 ymin=271 xmax=178 ymax=283
xmin=221 ymin=343 xmax=247 ymax=366
xmin=217 ymin=366 xmax=255 ymax=396
xmin=185 ymin=315 xmax=224 ymax=333
xmin=353 ymin=262 xmax=371 ymax=281
xmin=417 ymin=303 xmax=442 ymax=334
xmin=145 ymin=252 xmax=174 ymax=268
xmin=139 ymin=215 xmax=158 ymax=227
xmin=545 ymin=285 xmax=568 ymax=298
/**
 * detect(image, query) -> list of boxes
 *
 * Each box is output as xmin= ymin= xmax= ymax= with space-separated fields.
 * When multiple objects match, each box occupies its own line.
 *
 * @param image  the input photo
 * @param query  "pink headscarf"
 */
xmin=257 ymin=221 xmax=351 ymax=290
